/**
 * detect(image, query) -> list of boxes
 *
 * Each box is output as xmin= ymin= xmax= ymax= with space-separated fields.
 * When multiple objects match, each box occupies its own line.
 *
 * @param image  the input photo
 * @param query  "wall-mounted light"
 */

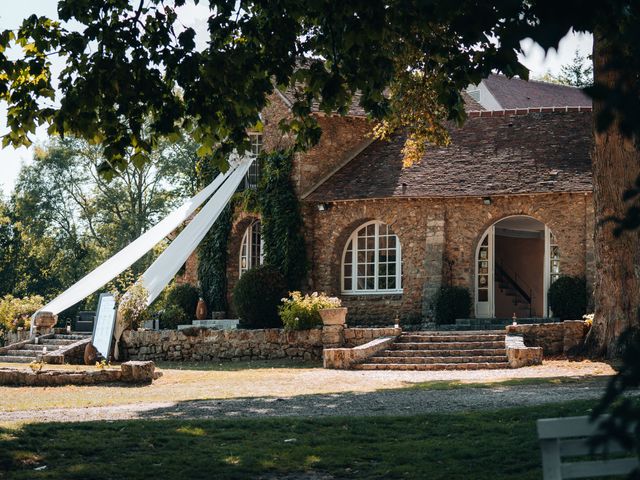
xmin=483 ymin=197 xmax=492 ymax=205
xmin=317 ymin=203 xmax=328 ymax=211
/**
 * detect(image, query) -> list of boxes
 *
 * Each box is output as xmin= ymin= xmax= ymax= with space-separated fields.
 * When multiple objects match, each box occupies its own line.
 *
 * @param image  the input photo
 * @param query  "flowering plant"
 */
xmin=582 ymin=313 xmax=594 ymax=328
xmin=279 ymin=291 xmax=341 ymax=331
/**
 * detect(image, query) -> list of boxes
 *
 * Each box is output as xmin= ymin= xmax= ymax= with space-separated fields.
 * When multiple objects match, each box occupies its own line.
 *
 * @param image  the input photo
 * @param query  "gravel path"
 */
xmin=0 ymin=378 xmax=615 ymax=424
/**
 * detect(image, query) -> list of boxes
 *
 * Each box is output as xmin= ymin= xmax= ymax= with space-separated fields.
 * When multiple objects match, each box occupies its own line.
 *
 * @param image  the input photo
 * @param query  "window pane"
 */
xmin=478 ymin=290 xmax=488 ymax=301
xmin=344 ymin=278 xmax=352 ymax=290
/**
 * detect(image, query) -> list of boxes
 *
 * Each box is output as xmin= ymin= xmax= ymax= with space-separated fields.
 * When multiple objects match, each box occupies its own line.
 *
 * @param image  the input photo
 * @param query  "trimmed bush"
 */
xmin=548 ymin=276 xmax=587 ymax=320
xmin=165 ymin=283 xmax=200 ymax=319
xmin=279 ymin=291 xmax=341 ymax=331
xmin=0 ymin=294 xmax=44 ymax=332
xmin=433 ymin=286 xmax=471 ymax=325
xmin=158 ymin=305 xmax=189 ymax=330
xmin=233 ymin=265 xmax=287 ymax=328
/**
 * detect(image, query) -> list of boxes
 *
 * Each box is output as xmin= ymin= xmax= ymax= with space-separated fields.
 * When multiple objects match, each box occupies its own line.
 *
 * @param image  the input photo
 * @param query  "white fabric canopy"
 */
xmin=140 ymin=156 xmax=253 ymax=304
xmin=37 ymin=164 xmax=238 ymax=316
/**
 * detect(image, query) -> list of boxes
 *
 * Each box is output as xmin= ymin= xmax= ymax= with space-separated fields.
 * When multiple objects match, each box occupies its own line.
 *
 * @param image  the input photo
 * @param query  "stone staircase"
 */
xmin=355 ymin=331 xmax=509 ymax=370
xmin=0 ymin=334 xmax=90 ymax=363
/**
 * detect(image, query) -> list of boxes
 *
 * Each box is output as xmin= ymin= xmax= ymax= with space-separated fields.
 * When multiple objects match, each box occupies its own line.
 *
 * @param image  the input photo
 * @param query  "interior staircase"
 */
xmin=355 ymin=331 xmax=509 ymax=370
xmin=0 ymin=334 xmax=90 ymax=363
xmin=495 ymin=264 xmax=532 ymax=318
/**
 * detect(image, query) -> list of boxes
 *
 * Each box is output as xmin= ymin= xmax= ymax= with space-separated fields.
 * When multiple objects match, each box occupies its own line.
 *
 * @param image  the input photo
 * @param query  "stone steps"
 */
xmin=0 ymin=355 xmax=36 ymax=363
xmin=19 ymin=344 xmax=64 ymax=352
xmin=355 ymin=362 xmax=511 ymax=371
xmin=368 ymin=355 xmax=508 ymax=364
xmin=354 ymin=330 xmax=509 ymax=371
xmin=392 ymin=341 xmax=505 ymax=350
xmin=4 ymin=349 xmax=52 ymax=357
xmin=381 ymin=348 xmax=506 ymax=357
xmin=39 ymin=338 xmax=78 ymax=346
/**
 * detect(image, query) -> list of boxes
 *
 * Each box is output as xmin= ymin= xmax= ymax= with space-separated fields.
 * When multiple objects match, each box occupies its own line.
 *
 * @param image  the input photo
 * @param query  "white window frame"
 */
xmin=244 ymin=132 xmax=263 ymax=189
xmin=341 ymin=220 xmax=403 ymax=295
xmin=239 ymin=220 xmax=264 ymax=277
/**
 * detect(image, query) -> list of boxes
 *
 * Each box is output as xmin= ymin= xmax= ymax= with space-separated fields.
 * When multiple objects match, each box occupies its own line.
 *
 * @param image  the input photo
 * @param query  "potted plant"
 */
xmin=316 ymin=295 xmax=346 ymax=326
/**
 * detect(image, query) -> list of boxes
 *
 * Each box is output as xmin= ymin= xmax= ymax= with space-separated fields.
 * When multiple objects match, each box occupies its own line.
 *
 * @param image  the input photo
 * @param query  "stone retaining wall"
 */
xmin=121 ymin=326 xmax=401 ymax=363
xmin=506 ymin=320 xmax=587 ymax=356
xmin=122 ymin=328 xmax=324 ymax=362
xmin=1 ymin=330 xmax=30 ymax=347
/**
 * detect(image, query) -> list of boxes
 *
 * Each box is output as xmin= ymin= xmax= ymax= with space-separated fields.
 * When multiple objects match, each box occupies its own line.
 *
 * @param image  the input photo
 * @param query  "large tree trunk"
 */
xmin=586 ymin=32 xmax=640 ymax=357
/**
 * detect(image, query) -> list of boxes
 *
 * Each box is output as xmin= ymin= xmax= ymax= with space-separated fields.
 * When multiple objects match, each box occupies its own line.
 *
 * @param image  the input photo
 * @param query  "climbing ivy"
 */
xmin=197 ymin=150 xmax=307 ymax=312
xmin=259 ymin=150 xmax=308 ymax=290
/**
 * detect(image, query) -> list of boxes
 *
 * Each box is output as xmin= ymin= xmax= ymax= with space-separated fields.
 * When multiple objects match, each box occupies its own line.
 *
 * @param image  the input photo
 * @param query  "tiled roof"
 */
xmin=482 ymin=74 xmax=592 ymax=109
xmin=279 ymin=87 xmax=486 ymax=117
xmin=305 ymin=110 xmax=593 ymax=202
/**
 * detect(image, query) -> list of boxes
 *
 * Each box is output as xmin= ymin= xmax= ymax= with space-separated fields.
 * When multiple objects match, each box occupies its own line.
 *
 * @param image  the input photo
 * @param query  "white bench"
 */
xmin=537 ymin=415 xmax=639 ymax=479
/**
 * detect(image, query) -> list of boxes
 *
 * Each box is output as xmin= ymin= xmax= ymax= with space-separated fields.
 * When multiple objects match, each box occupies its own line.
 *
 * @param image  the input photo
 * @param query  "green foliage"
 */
xmin=432 ymin=286 xmax=471 ymax=325
xmin=547 ymin=276 xmax=587 ymax=320
xmin=279 ymin=291 xmax=341 ymax=331
xmin=259 ymin=151 xmax=307 ymax=290
xmin=198 ymin=201 xmax=235 ymax=313
xmin=158 ymin=305 xmax=189 ymax=330
xmin=116 ymin=282 xmax=149 ymax=331
xmin=233 ymin=266 xmax=287 ymax=329
xmin=0 ymin=294 xmax=44 ymax=332
xmin=164 ymin=283 xmax=200 ymax=320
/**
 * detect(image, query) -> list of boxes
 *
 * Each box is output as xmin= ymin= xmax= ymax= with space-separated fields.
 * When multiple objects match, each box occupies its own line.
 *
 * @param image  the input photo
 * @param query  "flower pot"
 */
xmin=196 ymin=298 xmax=208 ymax=320
xmin=319 ymin=307 xmax=347 ymax=326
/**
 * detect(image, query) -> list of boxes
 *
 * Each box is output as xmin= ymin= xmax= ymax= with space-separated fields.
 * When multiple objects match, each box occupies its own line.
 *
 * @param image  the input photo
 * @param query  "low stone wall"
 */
xmin=0 ymin=361 xmax=159 ymax=386
xmin=506 ymin=320 xmax=587 ymax=356
xmin=505 ymin=334 xmax=543 ymax=368
xmin=1 ymin=330 xmax=31 ymax=347
xmin=344 ymin=327 xmax=402 ymax=347
xmin=324 ymin=337 xmax=397 ymax=369
xmin=122 ymin=328 xmax=324 ymax=362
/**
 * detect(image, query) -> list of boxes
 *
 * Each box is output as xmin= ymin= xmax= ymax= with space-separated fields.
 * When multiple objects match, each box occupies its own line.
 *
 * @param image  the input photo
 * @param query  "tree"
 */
xmin=0 ymin=1 xmax=638 ymax=356
xmin=557 ymin=49 xmax=593 ymax=87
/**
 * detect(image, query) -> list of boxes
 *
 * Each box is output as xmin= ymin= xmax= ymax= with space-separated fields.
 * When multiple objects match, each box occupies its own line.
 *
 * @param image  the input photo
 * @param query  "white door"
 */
xmin=543 ymin=226 xmax=560 ymax=317
xmin=475 ymin=226 xmax=494 ymax=318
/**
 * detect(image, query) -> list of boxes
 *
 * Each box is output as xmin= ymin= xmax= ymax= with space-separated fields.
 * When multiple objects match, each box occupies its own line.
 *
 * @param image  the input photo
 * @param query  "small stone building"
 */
xmin=180 ymin=76 xmax=595 ymax=326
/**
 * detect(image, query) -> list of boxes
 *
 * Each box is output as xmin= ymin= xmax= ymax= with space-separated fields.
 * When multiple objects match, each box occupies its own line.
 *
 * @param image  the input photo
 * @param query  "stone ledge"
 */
xmin=505 ymin=334 xmax=543 ymax=368
xmin=324 ymin=336 xmax=397 ymax=369
xmin=0 ymin=361 xmax=161 ymax=386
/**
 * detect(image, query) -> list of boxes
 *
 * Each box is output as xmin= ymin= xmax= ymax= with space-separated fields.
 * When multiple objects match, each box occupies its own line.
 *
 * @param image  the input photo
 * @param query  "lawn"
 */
xmin=0 ymin=400 xmax=598 ymax=480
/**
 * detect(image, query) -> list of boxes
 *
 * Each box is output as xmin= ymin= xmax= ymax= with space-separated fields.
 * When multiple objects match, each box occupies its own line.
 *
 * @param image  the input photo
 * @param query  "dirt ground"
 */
xmin=0 ymin=359 xmax=615 ymax=415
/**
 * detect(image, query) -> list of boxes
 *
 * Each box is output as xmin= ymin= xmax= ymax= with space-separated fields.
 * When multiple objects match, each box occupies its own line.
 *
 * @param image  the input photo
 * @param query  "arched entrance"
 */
xmin=475 ymin=216 xmax=560 ymax=319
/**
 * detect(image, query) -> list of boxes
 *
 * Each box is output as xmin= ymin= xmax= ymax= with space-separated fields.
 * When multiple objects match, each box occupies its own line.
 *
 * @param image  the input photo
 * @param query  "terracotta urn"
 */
xmin=319 ymin=307 xmax=347 ymax=326
xmin=33 ymin=311 xmax=57 ymax=328
xmin=196 ymin=298 xmax=208 ymax=320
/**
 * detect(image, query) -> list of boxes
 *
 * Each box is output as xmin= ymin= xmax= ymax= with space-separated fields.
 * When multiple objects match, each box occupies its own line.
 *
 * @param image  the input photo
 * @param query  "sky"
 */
xmin=0 ymin=3 xmax=593 ymax=197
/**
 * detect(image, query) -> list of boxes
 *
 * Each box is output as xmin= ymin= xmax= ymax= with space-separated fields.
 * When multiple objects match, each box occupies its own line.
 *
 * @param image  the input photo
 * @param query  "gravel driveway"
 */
xmin=0 ymin=377 xmax=614 ymax=424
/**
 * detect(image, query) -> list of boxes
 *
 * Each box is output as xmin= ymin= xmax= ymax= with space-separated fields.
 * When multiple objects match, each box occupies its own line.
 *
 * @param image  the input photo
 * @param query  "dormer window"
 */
xmin=244 ymin=133 xmax=263 ymax=189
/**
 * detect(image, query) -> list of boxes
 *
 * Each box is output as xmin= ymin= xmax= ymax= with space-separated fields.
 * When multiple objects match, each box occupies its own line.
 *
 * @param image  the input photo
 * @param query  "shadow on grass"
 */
xmin=0 ymin=400 xmax=599 ymax=480
xmin=394 ymin=375 xmax=614 ymax=392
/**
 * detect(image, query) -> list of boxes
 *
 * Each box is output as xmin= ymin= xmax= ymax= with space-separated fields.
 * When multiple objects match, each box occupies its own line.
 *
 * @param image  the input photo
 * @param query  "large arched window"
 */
xmin=342 ymin=221 xmax=403 ymax=294
xmin=239 ymin=220 xmax=263 ymax=276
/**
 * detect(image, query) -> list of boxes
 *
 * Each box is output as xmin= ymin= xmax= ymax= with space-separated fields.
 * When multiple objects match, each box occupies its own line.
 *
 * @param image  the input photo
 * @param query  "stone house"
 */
xmin=180 ymin=76 xmax=594 ymax=326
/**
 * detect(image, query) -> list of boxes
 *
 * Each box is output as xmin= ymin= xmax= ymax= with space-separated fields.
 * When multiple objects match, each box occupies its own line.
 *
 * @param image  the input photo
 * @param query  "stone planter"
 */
xmin=34 ymin=311 xmax=57 ymax=328
xmin=319 ymin=307 xmax=347 ymax=326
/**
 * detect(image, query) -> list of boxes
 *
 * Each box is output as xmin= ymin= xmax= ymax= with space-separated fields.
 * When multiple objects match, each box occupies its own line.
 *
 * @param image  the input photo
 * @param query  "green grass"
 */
xmin=398 ymin=375 xmax=611 ymax=391
xmin=0 ymin=400 xmax=599 ymax=480
xmin=155 ymin=358 xmax=322 ymax=371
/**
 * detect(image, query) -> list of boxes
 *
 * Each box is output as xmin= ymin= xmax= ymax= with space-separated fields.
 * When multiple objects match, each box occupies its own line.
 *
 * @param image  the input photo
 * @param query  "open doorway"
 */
xmin=475 ymin=216 xmax=560 ymax=319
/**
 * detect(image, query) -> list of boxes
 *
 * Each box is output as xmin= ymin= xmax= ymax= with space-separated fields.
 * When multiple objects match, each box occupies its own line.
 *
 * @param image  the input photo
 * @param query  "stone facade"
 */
xmin=305 ymin=193 xmax=593 ymax=325
xmin=506 ymin=320 xmax=588 ymax=356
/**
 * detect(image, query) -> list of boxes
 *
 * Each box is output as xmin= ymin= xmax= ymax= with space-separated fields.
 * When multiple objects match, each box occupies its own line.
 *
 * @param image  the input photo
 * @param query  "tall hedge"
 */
xmin=547 ymin=276 xmax=587 ymax=320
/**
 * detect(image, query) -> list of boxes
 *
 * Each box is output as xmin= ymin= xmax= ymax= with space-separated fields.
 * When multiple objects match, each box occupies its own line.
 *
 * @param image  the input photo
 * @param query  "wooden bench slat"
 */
xmin=561 ymin=458 xmax=639 ymax=479
xmin=537 ymin=416 xmax=609 ymax=439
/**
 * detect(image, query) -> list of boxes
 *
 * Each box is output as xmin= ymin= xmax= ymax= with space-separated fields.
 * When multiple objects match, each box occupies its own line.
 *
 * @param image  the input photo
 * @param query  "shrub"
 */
xmin=0 ymin=294 xmax=44 ymax=332
xmin=165 ymin=283 xmax=200 ymax=319
xmin=432 ymin=286 xmax=471 ymax=325
xmin=233 ymin=265 xmax=287 ymax=328
xmin=279 ymin=291 xmax=341 ymax=331
xmin=548 ymin=276 xmax=587 ymax=320
xmin=158 ymin=305 xmax=189 ymax=330
xmin=116 ymin=282 xmax=150 ymax=330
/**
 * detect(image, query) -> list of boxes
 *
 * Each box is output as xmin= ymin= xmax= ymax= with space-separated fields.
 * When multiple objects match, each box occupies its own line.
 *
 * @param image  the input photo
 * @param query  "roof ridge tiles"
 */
xmin=467 ymin=106 xmax=592 ymax=117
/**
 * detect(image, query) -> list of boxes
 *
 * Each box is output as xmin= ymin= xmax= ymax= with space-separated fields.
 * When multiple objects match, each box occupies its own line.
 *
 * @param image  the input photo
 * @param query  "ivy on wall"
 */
xmin=196 ymin=149 xmax=307 ymax=312
xmin=259 ymin=150 xmax=307 ymax=290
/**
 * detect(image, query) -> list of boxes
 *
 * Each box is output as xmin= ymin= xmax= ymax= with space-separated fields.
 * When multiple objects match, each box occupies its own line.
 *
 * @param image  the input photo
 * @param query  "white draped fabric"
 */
xmin=37 ymin=162 xmax=242 ymax=316
xmin=140 ymin=157 xmax=253 ymax=304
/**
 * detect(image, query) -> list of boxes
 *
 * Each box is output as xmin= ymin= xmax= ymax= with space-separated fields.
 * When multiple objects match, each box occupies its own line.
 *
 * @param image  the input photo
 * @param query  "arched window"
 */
xmin=342 ymin=221 xmax=403 ymax=294
xmin=239 ymin=220 xmax=263 ymax=276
